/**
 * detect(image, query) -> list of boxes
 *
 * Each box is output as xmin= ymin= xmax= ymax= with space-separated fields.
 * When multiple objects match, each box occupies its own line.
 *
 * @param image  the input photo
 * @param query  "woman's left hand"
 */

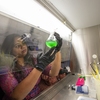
xmin=54 ymin=32 xmax=62 ymax=52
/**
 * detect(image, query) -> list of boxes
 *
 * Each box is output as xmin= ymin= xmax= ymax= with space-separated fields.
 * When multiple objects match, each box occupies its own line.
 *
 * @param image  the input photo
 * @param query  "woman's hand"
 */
xmin=54 ymin=32 xmax=62 ymax=52
xmin=35 ymin=47 xmax=57 ymax=72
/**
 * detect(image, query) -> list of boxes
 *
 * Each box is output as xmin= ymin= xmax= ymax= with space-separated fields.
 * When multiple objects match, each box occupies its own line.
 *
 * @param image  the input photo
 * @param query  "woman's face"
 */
xmin=12 ymin=37 xmax=28 ymax=58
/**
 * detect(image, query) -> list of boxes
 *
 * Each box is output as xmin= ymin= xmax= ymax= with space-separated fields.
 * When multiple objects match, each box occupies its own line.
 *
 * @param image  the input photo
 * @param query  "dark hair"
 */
xmin=1 ymin=34 xmax=20 ymax=54
xmin=1 ymin=33 xmax=34 ymax=65
xmin=1 ymin=34 xmax=35 ymax=79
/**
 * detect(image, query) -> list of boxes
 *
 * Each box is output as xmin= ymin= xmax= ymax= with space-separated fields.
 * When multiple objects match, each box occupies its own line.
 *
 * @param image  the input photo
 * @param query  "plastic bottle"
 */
xmin=46 ymin=32 xmax=57 ymax=48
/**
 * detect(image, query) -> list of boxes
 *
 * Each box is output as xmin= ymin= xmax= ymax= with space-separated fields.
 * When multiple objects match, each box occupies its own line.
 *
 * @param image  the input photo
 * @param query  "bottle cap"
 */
xmin=92 ymin=54 xmax=97 ymax=59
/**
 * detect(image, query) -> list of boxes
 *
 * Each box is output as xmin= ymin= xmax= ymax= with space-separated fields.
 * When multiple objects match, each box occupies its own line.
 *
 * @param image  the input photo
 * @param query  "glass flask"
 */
xmin=46 ymin=32 xmax=57 ymax=48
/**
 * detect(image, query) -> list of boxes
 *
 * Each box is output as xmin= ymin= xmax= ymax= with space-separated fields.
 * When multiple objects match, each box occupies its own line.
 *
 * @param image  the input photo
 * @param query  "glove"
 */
xmin=35 ymin=47 xmax=56 ymax=72
xmin=59 ymin=69 xmax=68 ymax=74
xmin=54 ymin=32 xmax=62 ymax=52
xmin=23 ymin=38 xmax=35 ymax=51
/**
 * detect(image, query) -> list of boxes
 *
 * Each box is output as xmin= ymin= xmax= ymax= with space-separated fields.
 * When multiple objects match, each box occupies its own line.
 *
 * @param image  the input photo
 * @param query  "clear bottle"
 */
xmin=92 ymin=54 xmax=99 ymax=64
xmin=46 ymin=32 xmax=57 ymax=48
xmin=92 ymin=54 xmax=100 ymax=74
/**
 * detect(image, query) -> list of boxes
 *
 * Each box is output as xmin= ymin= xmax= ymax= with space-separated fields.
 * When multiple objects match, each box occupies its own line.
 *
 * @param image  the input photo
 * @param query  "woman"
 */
xmin=0 ymin=33 xmax=62 ymax=100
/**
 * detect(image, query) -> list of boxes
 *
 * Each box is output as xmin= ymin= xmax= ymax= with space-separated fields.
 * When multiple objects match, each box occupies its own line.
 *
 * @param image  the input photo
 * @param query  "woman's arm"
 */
xmin=11 ymin=48 xmax=56 ymax=100
xmin=10 ymin=68 xmax=42 ymax=100
xmin=49 ymin=51 xmax=61 ymax=76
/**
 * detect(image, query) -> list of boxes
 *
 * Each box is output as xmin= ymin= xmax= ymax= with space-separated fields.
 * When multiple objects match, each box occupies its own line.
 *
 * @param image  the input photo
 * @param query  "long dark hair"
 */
xmin=1 ymin=34 xmax=34 ymax=64
xmin=1 ymin=34 xmax=20 ymax=54
xmin=1 ymin=34 xmax=35 ymax=80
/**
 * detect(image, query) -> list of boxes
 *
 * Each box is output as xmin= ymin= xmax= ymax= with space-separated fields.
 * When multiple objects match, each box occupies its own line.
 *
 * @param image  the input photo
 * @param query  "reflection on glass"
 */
xmin=0 ymin=34 xmax=68 ymax=100
xmin=0 ymin=14 xmax=70 ymax=99
xmin=0 ymin=53 xmax=15 ymax=75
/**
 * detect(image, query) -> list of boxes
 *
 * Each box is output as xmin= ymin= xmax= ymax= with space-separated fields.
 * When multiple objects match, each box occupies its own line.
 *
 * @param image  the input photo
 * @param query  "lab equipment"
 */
xmin=91 ymin=54 xmax=100 ymax=80
xmin=76 ymin=85 xmax=89 ymax=94
xmin=76 ymin=77 xmax=85 ymax=86
xmin=20 ymin=33 xmax=31 ymax=41
xmin=20 ymin=33 xmax=35 ymax=51
xmin=46 ymin=32 xmax=57 ymax=48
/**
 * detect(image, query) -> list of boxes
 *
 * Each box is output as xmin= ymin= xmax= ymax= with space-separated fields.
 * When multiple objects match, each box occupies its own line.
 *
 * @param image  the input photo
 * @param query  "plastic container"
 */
xmin=76 ymin=77 xmax=85 ymax=86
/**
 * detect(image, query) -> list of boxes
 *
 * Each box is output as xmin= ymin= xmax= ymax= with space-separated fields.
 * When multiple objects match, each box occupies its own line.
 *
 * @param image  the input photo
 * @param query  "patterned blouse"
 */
xmin=0 ymin=58 xmax=51 ymax=100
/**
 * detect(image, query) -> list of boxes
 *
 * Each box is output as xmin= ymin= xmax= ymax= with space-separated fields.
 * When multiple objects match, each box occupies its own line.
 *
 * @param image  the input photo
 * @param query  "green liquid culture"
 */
xmin=46 ymin=40 xmax=57 ymax=48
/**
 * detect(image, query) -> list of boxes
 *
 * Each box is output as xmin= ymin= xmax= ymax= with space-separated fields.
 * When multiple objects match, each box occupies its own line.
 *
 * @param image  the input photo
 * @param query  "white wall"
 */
xmin=71 ymin=25 xmax=100 ymax=74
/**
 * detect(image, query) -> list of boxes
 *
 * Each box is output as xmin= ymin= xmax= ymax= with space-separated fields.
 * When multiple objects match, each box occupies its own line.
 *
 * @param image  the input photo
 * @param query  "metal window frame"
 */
xmin=36 ymin=0 xmax=75 ymax=32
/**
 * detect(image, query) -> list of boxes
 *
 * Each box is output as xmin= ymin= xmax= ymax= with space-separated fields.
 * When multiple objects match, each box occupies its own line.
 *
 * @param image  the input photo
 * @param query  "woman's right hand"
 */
xmin=35 ymin=47 xmax=56 ymax=72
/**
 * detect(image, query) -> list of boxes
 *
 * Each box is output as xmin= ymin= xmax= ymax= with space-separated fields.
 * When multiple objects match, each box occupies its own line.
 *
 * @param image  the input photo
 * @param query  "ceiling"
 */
xmin=38 ymin=0 xmax=100 ymax=31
